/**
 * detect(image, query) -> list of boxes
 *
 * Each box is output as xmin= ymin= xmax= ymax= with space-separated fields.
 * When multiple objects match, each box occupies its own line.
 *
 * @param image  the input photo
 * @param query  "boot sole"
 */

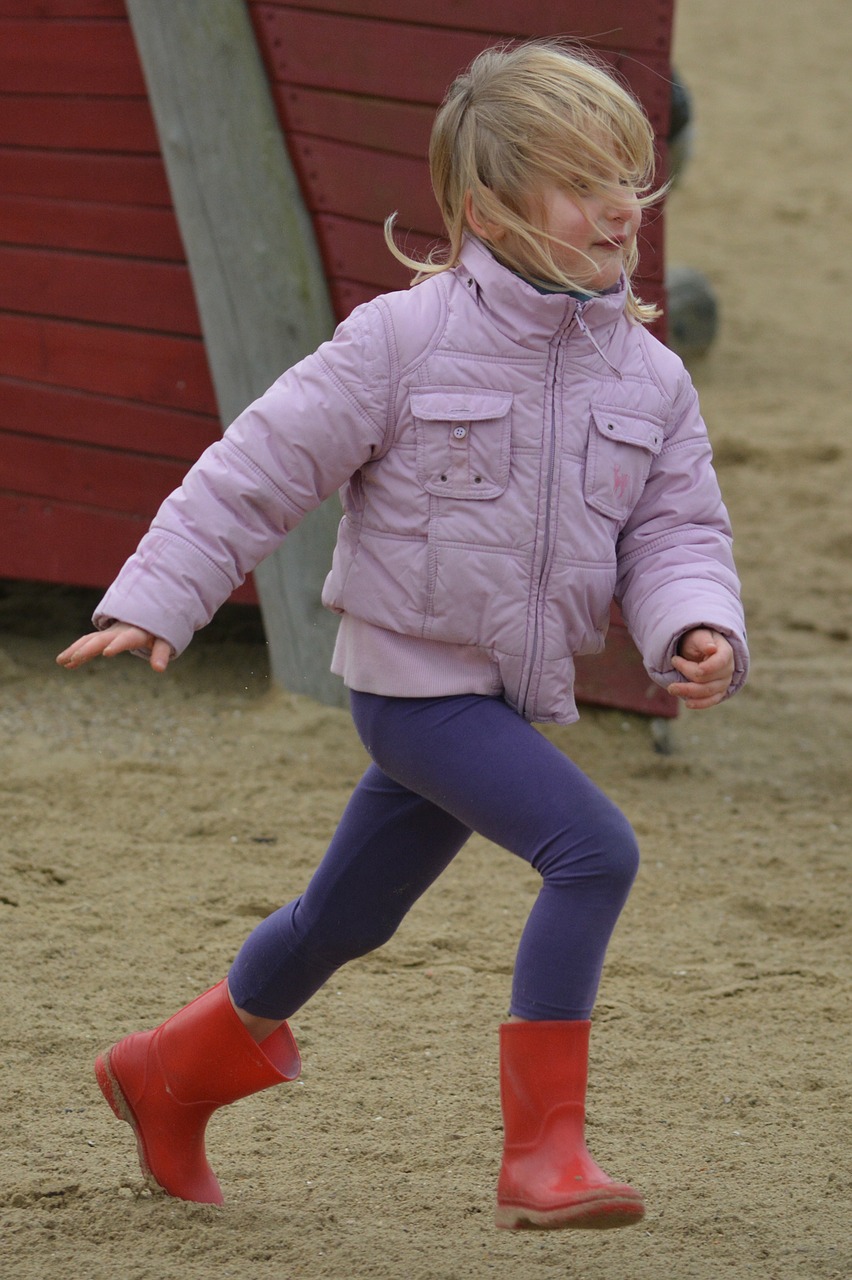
xmin=94 ymin=1048 xmax=166 ymax=1198
xmin=496 ymin=1194 xmax=645 ymax=1231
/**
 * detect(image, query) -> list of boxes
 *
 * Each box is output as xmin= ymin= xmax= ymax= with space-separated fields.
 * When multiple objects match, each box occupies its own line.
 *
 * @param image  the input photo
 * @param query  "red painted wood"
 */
xmin=0 ymin=493 xmax=151 ymax=588
xmin=0 ymin=2 xmax=124 ymax=14
xmin=274 ymin=84 xmax=433 ymax=159
xmin=255 ymin=8 xmax=499 ymax=104
xmin=329 ymin=278 xmax=379 ymax=317
xmin=261 ymin=13 xmax=670 ymax=136
xmin=0 ymin=378 xmax=220 ymax=461
xmin=0 ymin=17 xmax=145 ymax=95
xmin=0 ymin=1 xmax=238 ymax=606
xmin=315 ymin=214 xmax=434 ymax=292
xmin=0 ymin=194 xmax=186 ymax=260
xmin=1 ymin=430 xmax=188 ymax=516
xmin=254 ymin=2 xmax=672 ymax=54
xmin=0 ymin=314 xmax=218 ymax=416
xmin=289 ymin=135 xmax=435 ymax=232
xmin=0 ymin=94 xmax=158 ymax=153
xmin=0 ymin=246 xmax=203 ymax=335
xmin=0 ymin=148 xmax=171 ymax=206
xmin=0 ymin=492 xmax=256 ymax=602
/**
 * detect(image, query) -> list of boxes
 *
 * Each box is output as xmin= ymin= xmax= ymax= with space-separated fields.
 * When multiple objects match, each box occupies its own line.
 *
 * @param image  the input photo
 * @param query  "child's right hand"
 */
xmin=56 ymin=623 xmax=172 ymax=673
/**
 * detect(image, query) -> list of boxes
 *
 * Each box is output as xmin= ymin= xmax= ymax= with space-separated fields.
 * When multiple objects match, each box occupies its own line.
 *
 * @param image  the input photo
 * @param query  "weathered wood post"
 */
xmin=126 ymin=0 xmax=344 ymax=705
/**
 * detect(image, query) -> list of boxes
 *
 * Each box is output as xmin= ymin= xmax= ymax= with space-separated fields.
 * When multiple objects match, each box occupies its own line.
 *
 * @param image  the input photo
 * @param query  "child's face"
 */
xmin=538 ymin=183 xmax=641 ymax=291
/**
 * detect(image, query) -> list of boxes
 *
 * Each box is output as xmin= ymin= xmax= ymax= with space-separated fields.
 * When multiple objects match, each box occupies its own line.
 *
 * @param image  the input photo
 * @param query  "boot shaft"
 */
xmin=499 ymin=1019 xmax=590 ymax=1141
xmin=152 ymin=980 xmax=300 ymax=1105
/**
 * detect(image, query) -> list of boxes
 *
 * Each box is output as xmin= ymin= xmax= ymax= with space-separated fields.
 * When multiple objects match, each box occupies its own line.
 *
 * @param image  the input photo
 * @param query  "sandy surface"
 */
xmin=1 ymin=2 xmax=850 ymax=1277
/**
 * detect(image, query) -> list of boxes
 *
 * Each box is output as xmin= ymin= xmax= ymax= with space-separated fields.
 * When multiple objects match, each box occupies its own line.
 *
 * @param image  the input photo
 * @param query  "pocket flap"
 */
xmin=410 ymin=388 xmax=514 ymax=423
xmin=590 ymin=407 xmax=664 ymax=455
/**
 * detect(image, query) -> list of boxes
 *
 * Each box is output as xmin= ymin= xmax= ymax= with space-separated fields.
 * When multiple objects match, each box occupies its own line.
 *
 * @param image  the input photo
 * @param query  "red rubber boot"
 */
xmin=94 ymin=979 xmax=300 ymax=1204
xmin=495 ymin=1019 xmax=644 ymax=1230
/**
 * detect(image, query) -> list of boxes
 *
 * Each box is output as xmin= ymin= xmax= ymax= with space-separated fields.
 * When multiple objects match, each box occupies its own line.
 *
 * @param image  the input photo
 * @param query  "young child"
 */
xmin=57 ymin=41 xmax=748 ymax=1230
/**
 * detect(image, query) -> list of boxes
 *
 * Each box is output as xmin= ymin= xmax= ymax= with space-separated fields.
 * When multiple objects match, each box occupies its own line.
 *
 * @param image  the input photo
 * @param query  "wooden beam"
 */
xmin=126 ymin=0 xmax=343 ymax=705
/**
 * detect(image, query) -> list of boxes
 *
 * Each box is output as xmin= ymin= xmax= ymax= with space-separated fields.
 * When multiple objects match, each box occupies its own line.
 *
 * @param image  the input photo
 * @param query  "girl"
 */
xmin=57 ymin=41 xmax=747 ymax=1230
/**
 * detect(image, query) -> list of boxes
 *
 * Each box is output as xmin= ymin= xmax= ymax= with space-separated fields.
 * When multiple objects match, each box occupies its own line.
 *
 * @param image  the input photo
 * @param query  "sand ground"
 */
xmin=1 ymin=1 xmax=850 ymax=1277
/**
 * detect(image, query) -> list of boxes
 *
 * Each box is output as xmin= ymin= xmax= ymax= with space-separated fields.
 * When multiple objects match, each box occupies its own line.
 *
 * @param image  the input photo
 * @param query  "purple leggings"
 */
xmin=228 ymin=691 xmax=639 ymax=1022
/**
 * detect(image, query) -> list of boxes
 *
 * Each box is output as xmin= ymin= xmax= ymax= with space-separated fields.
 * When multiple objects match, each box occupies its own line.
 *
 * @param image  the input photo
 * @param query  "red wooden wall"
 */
xmin=0 ymin=0 xmax=229 ymax=592
xmin=0 ymin=0 xmax=676 ymax=713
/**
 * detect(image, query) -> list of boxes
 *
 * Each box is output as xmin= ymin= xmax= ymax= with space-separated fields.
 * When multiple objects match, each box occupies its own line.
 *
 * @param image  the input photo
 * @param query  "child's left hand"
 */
xmin=668 ymin=628 xmax=735 ymax=710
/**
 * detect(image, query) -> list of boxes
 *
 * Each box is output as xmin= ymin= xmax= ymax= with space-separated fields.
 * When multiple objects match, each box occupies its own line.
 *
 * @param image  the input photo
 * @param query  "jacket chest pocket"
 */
xmin=411 ymin=388 xmax=513 ymax=500
xmin=584 ymin=406 xmax=664 ymax=520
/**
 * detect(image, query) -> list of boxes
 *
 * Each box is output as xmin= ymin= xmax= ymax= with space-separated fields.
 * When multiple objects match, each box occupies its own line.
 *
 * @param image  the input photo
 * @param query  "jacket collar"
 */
xmin=455 ymin=235 xmax=627 ymax=350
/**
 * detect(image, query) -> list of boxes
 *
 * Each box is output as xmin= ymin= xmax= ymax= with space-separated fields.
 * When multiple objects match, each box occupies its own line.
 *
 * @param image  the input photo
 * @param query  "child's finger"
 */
xmin=149 ymin=638 xmax=172 ymax=672
xmin=670 ymin=655 xmax=705 ymax=682
xmin=681 ymin=641 xmax=717 ymax=665
xmin=56 ymin=632 xmax=111 ymax=667
xmin=56 ymin=625 xmax=151 ymax=668
xmin=669 ymin=676 xmax=728 ymax=706
xmin=102 ymin=628 xmax=149 ymax=657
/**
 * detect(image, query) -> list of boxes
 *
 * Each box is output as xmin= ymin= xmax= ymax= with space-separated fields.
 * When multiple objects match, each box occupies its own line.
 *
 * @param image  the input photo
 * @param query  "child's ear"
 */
xmin=464 ymin=191 xmax=507 ymax=243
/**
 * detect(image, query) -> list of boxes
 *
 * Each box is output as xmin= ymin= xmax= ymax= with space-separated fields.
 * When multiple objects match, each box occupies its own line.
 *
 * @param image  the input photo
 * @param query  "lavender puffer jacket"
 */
xmin=96 ymin=236 xmax=748 ymax=723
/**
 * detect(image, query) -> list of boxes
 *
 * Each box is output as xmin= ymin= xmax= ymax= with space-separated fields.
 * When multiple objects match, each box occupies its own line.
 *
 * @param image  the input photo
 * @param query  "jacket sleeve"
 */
xmin=615 ymin=367 xmax=749 ymax=697
xmin=93 ymin=302 xmax=392 ymax=656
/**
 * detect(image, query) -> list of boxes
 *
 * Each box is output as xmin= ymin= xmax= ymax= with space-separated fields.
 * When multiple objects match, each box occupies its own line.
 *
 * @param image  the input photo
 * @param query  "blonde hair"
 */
xmin=386 ymin=40 xmax=664 ymax=324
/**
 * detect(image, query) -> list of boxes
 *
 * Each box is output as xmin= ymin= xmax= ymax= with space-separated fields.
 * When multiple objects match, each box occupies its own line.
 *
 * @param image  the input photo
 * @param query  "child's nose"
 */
xmin=603 ymin=189 xmax=638 ymax=225
xmin=610 ymin=187 xmax=638 ymax=215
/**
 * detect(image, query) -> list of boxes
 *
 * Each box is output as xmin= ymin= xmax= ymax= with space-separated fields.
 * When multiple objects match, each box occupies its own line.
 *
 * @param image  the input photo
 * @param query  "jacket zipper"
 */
xmin=519 ymin=306 xmax=577 ymax=717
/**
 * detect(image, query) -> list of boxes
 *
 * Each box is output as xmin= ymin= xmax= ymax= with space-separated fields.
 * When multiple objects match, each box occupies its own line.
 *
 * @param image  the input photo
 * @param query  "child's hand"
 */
xmin=668 ymin=628 xmax=734 ymax=710
xmin=56 ymin=623 xmax=172 ymax=673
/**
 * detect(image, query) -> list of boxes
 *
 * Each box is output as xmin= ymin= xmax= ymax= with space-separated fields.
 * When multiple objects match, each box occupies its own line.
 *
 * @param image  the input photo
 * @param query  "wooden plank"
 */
xmin=126 ymin=0 xmax=344 ymax=706
xmin=253 ymin=6 xmax=672 ymax=100
xmin=0 ymin=377 xmax=219 ymax=461
xmin=0 ymin=246 xmax=202 ymax=335
xmin=0 ymin=313 xmax=218 ymax=414
xmin=0 ymin=493 xmax=152 ymax=588
xmin=315 ymin=213 xmax=435 ymax=291
xmin=254 ymin=8 xmax=490 ymax=103
xmin=0 ymin=18 xmax=145 ymax=95
xmin=0 ymin=148 xmax=171 ymax=206
xmin=0 ymin=430 xmax=188 ymax=516
xmin=0 ymin=2 xmax=124 ymax=15
xmin=0 ymin=194 xmax=185 ymax=260
xmin=274 ymin=84 xmax=433 ymax=158
xmin=290 ymin=135 xmax=436 ymax=232
xmin=0 ymin=491 xmax=256 ymax=603
xmin=0 ymin=93 xmax=158 ymax=152
xmin=252 ymin=2 xmax=673 ymax=53
xmin=330 ymin=277 xmax=386 ymax=318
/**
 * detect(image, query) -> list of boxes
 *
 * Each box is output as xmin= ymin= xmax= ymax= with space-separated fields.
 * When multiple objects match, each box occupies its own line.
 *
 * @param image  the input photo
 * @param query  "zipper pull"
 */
xmin=574 ymin=306 xmax=623 ymax=379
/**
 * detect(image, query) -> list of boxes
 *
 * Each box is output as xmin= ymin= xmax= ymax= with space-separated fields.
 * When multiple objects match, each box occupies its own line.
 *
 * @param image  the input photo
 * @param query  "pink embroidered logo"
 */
xmin=613 ymin=465 xmax=630 ymax=501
